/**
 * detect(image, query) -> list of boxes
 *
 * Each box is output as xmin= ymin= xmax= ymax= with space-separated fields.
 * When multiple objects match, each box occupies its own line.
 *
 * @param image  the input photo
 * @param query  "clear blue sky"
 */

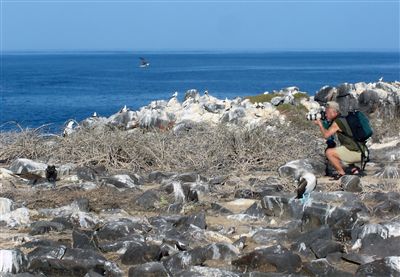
xmin=2 ymin=0 xmax=399 ymax=51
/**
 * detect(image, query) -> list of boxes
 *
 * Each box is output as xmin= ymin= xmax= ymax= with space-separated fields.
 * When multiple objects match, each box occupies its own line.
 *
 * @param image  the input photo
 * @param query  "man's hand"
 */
xmin=313 ymin=119 xmax=323 ymax=127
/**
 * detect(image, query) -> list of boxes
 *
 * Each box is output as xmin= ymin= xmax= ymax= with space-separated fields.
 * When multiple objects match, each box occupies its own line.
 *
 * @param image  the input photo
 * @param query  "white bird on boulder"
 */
xmin=378 ymin=77 xmax=384 ymax=82
xmin=120 ymin=105 xmax=128 ymax=113
xmin=295 ymin=172 xmax=317 ymax=203
xmin=172 ymin=91 xmax=178 ymax=98
xmin=92 ymin=112 xmax=97 ymax=117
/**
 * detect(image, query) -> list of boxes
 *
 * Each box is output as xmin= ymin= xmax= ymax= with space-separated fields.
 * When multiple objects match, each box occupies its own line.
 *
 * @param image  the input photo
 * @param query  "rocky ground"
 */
xmin=0 ymin=81 xmax=400 ymax=276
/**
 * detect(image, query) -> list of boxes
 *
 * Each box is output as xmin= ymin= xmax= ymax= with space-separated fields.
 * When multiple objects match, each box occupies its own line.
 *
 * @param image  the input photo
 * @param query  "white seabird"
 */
xmin=92 ymin=112 xmax=97 ymax=117
xmin=172 ymin=91 xmax=178 ymax=98
xmin=139 ymin=57 xmax=150 ymax=68
xmin=378 ymin=77 xmax=384 ymax=82
xmin=120 ymin=105 xmax=128 ymax=113
xmin=63 ymin=120 xmax=76 ymax=137
xmin=204 ymin=90 xmax=209 ymax=96
xmin=295 ymin=172 xmax=317 ymax=201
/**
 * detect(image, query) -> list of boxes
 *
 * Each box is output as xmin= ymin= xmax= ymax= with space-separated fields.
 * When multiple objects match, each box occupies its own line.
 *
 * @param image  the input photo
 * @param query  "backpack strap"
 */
xmin=336 ymin=117 xmax=369 ymax=172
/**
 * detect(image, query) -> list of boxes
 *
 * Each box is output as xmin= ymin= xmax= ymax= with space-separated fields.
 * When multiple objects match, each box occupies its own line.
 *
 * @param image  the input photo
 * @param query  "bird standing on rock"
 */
xmin=295 ymin=172 xmax=317 ymax=203
xmin=120 ymin=105 xmax=128 ymax=113
xmin=172 ymin=91 xmax=178 ymax=98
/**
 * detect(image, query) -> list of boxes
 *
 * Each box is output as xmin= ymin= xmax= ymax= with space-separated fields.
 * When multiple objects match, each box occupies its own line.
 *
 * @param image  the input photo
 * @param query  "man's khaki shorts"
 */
xmin=335 ymin=146 xmax=362 ymax=164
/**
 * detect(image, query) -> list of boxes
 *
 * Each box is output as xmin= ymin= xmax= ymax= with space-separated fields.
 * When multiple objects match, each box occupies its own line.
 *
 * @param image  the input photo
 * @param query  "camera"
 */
xmin=306 ymin=107 xmax=326 ymax=121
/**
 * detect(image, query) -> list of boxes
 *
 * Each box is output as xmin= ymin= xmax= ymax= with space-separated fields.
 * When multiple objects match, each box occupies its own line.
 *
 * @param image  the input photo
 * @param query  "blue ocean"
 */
xmin=1 ymin=51 xmax=399 ymax=131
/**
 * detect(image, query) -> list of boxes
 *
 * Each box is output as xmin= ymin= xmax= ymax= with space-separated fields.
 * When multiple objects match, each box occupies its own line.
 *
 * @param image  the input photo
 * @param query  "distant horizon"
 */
xmin=2 ymin=48 xmax=399 ymax=54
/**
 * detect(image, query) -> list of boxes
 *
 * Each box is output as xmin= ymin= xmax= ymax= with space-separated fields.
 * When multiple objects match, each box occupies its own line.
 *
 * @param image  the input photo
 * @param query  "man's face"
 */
xmin=325 ymin=107 xmax=338 ymax=121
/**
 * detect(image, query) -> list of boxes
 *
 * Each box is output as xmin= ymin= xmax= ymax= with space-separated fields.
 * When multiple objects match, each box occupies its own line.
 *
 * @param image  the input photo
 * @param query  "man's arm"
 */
xmin=314 ymin=120 xmax=341 ymax=139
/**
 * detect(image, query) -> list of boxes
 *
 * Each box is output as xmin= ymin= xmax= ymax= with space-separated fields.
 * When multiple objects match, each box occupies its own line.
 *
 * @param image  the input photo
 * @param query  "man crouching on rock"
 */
xmin=314 ymin=101 xmax=362 ymax=180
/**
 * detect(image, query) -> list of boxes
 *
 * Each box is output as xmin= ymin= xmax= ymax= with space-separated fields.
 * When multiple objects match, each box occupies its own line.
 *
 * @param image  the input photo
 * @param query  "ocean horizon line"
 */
xmin=2 ymin=49 xmax=399 ymax=55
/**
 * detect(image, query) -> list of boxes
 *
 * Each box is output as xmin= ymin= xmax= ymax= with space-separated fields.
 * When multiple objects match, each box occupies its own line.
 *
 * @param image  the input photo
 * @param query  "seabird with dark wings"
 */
xmin=139 ymin=57 xmax=150 ymax=68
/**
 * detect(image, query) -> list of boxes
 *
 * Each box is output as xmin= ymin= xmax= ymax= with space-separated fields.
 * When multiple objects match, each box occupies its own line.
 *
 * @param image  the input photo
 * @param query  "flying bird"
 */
xmin=139 ymin=57 xmax=150 ymax=68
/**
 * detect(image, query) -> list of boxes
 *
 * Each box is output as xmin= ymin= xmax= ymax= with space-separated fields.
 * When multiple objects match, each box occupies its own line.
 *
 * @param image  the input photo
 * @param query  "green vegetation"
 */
xmin=245 ymin=92 xmax=309 ymax=104
xmin=293 ymin=92 xmax=309 ymax=100
xmin=245 ymin=93 xmax=282 ymax=104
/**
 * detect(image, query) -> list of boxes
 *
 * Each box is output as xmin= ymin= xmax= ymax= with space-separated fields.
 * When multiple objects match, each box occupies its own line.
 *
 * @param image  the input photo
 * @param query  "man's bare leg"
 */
xmin=326 ymin=148 xmax=345 ymax=175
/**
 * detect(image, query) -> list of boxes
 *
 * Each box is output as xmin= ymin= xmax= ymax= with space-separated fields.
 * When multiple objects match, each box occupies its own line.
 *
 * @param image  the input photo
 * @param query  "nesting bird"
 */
xmin=62 ymin=120 xmax=75 ymax=137
xmin=295 ymin=172 xmax=317 ymax=202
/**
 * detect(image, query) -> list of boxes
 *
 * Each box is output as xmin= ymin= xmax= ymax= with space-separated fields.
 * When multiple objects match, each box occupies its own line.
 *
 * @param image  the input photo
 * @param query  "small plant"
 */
xmin=244 ymin=93 xmax=283 ymax=104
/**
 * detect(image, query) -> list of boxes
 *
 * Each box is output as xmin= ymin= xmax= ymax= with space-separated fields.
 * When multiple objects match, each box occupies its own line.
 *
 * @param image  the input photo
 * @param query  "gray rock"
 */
xmin=210 ymin=203 xmax=233 ymax=215
xmin=220 ymin=107 xmax=246 ymax=124
xmin=301 ymin=203 xmax=357 ymax=232
xmin=29 ymin=221 xmax=66 ymax=235
xmin=98 ymin=235 xmax=145 ymax=253
xmin=375 ymin=165 xmax=400 ymax=179
xmin=148 ymin=171 xmax=176 ymax=183
xmin=173 ymin=172 xmax=207 ymax=183
xmin=75 ymin=166 xmax=103 ymax=181
xmin=359 ymin=236 xmax=400 ymax=258
xmin=162 ymin=247 xmax=207 ymax=273
xmin=9 ymin=158 xmax=47 ymax=177
xmin=0 ymin=249 xmax=27 ymax=274
xmin=96 ymin=219 xmax=151 ymax=241
xmin=128 ymin=262 xmax=169 ymax=277
xmin=57 ymin=163 xmax=76 ymax=177
xmin=358 ymin=89 xmax=380 ymax=113
xmin=342 ymin=253 xmax=375 ymax=265
xmin=234 ymin=189 xmax=260 ymax=199
xmin=278 ymin=159 xmax=325 ymax=179
xmin=341 ymin=175 xmax=362 ymax=192
xmin=104 ymin=174 xmax=142 ymax=189
xmin=135 ymin=190 xmax=161 ymax=210
xmin=271 ymin=96 xmax=284 ymax=106
xmin=261 ymin=195 xmax=302 ymax=219
xmin=0 ymin=198 xmax=13 ymax=215
xmin=315 ymin=86 xmax=336 ymax=104
xmin=373 ymin=194 xmax=400 ymax=217
xmin=232 ymin=244 xmax=302 ymax=273
xmin=310 ymin=239 xmax=343 ymax=258
xmin=176 ymin=266 xmax=241 ymax=277
xmin=121 ymin=244 xmax=161 ymax=265
xmin=252 ymin=228 xmax=287 ymax=245
xmin=72 ymin=229 xmax=99 ymax=251
xmin=174 ymin=212 xmax=207 ymax=231
xmin=335 ymin=83 xmax=359 ymax=115
xmin=27 ymin=246 xmax=122 ymax=276
xmin=291 ymin=225 xmax=333 ymax=252
xmin=356 ymin=256 xmax=400 ymax=277
xmin=244 ymin=202 xmax=265 ymax=218
xmin=303 ymin=258 xmax=353 ymax=277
